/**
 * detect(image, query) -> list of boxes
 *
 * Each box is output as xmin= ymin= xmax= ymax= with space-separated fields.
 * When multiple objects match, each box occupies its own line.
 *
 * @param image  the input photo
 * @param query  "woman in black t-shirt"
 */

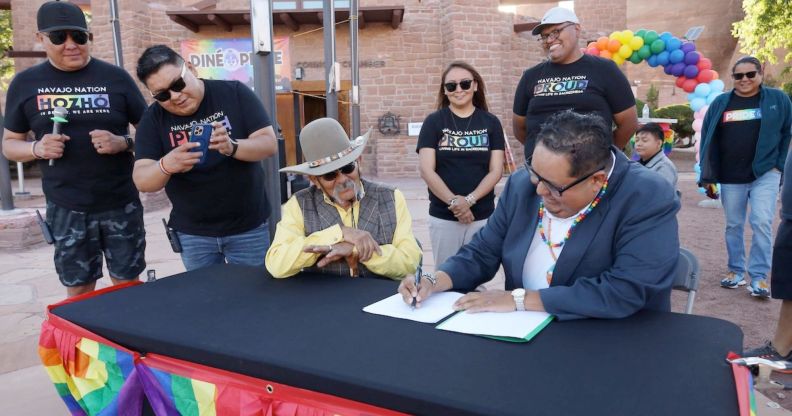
xmin=417 ymin=61 xmax=505 ymax=267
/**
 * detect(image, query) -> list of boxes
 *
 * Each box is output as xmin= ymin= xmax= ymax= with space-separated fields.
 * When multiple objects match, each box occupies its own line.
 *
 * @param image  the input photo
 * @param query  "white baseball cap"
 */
xmin=531 ymin=7 xmax=579 ymax=36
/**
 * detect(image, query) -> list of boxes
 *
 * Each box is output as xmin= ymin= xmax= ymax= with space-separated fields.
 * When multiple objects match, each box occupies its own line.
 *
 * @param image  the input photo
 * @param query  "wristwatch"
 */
xmin=225 ymin=139 xmax=239 ymax=157
xmin=123 ymin=135 xmax=134 ymax=152
xmin=512 ymin=288 xmax=526 ymax=311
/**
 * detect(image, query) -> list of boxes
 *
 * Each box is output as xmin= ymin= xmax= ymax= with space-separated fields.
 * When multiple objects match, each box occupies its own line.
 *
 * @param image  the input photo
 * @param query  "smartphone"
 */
xmin=162 ymin=218 xmax=182 ymax=253
xmin=36 ymin=209 xmax=54 ymax=244
xmin=189 ymin=123 xmax=213 ymax=165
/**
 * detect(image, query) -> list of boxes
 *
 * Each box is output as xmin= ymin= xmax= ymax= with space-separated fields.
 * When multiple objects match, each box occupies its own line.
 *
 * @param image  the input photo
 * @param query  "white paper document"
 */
xmin=363 ymin=292 xmax=464 ymax=323
xmin=436 ymin=310 xmax=553 ymax=340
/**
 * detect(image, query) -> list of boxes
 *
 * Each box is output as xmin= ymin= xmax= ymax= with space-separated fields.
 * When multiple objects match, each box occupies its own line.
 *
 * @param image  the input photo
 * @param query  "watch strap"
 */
xmin=227 ymin=139 xmax=239 ymax=157
xmin=123 ymin=135 xmax=134 ymax=152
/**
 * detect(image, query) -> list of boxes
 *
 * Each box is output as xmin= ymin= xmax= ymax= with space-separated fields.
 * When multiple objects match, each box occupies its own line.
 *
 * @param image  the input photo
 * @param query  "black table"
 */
xmin=52 ymin=264 xmax=742 ymax=416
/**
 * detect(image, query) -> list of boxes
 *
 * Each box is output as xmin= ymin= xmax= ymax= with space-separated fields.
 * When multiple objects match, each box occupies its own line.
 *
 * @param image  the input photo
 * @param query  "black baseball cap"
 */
xmin=37 ymin=1 xmax=88 ymax=33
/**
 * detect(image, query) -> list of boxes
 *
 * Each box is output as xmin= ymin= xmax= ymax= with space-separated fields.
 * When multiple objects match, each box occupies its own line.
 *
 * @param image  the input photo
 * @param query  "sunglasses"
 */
xmin=44 ymin=30 xmax=91 ymax=46
xmin=320 ymin=161 xmax=357 ymax=181
xmin=732 ymin=71 xmax=758 ymax=80
xmin=536 ymin=23 xmax=575 ymax=43
xmin=151 ymin=64 xmax=188 ymax=102
xmin=444 ymin=79 xmax=473 ymax=93
xmin=528 ymin=165 xmax=604 ymax=197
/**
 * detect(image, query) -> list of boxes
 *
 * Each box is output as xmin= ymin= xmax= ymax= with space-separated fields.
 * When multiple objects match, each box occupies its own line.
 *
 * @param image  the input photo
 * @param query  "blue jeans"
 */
xmin=720 ymin=170 xmax=781 ymax=280
xmin=178 ymin=221 xmax=270 ymax=271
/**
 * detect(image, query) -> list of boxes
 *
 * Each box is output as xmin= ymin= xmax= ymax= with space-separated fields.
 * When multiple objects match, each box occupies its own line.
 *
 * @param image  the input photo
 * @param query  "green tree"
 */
xmin=645 ymin=83 xmax=659 ymax=110
xmin=0 ymin=10 xmax=13 ymax=91
xmin=733 ymin=0 xmax=792 ymax=64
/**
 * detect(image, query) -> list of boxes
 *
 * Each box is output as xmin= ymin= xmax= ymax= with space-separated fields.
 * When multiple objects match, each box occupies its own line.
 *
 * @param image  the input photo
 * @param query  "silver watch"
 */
xmin=512 ymin=288 xmax=526 ymax=311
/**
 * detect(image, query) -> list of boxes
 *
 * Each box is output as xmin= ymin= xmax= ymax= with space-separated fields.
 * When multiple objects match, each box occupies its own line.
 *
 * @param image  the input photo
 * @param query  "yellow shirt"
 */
xmin=265 ymin=187 xmax=421 ymax=280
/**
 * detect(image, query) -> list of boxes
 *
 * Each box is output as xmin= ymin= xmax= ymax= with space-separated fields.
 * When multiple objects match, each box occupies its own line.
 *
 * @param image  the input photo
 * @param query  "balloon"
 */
xmin=647 ymin=55 xmax=658 ymax=67
xmin=697 ymin=57 xmax=712 ymax=70
xmin=621 ymin=30 xmax=635 ymax=45
xmin=663 ymin=63 xmax=673 ymax=75
xmin=657 ymin=51 xmax=670 ymax=66
xmin=699 ymin=105 xmax=709 ymax=116
xmin=682 ymin=78 xmax=698 ymax=93
xmin=709 ymin=79 xmax=725 ymax=92
xmin=675 ymin=76 xmax=687 ymax=88
xmin=596 ymin=37 xmax=609 ymax=51
xmin=635 ymin=29 xmax=647 ymax=39
xmin=608 ymin=39 xmax=622 ymax=53
xmin=696 ymin=69 xmax=715 ymax=83
xmin=668 ymin=49 xmax=685 ymax=64
xmin=643 ymin=30 xmax=659 ymax=45
xmin=692 ymin=118 xmax=703 ymax=132
xmin=586 ymin=47 xmax=600 ymax=56
xmin=681 ymin=42 xmax=696 ymax=53
xmin=650 ymin=39 xmax=666 ymax=54
xmin=659 ymin=32 xmax=673 ymax=40
xmin=637 ymin=45 xmax=651 ymax=59
xmin=687 ymin=92 xmax=698 ymax=102
xmin=694 ymin=83 xmax=711 ymax=97
xmin=612 ymin=54 xmax=625 ymax=65
xmin=690 ymin=97 xmax=706 ymax=112
xmin=629 ymin=52 xmax=643 ymax=64
xmin=618 ymin=44 xmax=633 ymax=58
xmin=684 ymin=51 xmax=701 ymax=65
xmin=671 ymin=62 xmax=686 ymax=77
xmin=684 ymin=64 xmax=699 ymax=79
xmin=665 ymin=37 xmax=682 ymax=51
xmin=587 ymin=41 xmax=597 ymax=49
xmin=599 ymin=50 xmax=613 ymax=59
xmin=706 ymin=91 xmax=720 ymax=104
xmin=629 ymin=36 xmax=644 ymax=51
xmin=711 ymin=70 xmax=719 ymax=80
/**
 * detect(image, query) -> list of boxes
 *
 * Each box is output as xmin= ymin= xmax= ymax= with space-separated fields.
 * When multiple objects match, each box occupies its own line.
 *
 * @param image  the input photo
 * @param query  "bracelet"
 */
xmin=422 ymin=272 xmax=437 ymax=286
xmin=465 ymin=194 xmax=476 ymax=207
xmin=448 ymin=197 xmax=459 ymax=207
xmin=158 ymin=158 xmax=173 ymax=176
xmin=31 ymin=141 xmax=43 ymax=159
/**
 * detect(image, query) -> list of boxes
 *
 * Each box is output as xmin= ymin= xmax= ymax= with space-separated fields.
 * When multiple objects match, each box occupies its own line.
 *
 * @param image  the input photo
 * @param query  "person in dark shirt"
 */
xmin=699 ymin=56 xmax=792 ymax=298
xmin=133 ymin=45 xmax=277 ymax=271
xmin=2 ymin=1 xmax=147 ymax=297
xmin=512 ymin=7 xmax=638 ymax=157
xmin=417 ymin=61 xmax=505 ymax=267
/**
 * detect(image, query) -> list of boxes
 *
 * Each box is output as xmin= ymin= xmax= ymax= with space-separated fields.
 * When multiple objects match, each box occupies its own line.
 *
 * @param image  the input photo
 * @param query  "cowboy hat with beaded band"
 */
xmin=280 ymin=117 xmax=371 ymax=176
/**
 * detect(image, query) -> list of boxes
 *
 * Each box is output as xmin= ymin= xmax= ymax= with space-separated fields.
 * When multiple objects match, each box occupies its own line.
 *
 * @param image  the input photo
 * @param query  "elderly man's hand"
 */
xmin=453 ymin=290 xmax=517 ymax=313
xmin=304 ymin=242 xmax=355 ymax=267
xmin=341 ymin=227 xmax=382 ymax=261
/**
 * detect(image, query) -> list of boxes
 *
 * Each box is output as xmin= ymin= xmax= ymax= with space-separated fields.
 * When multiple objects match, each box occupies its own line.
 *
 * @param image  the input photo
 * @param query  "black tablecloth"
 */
xmin=52 ymin=264 xmax=742 ymax=416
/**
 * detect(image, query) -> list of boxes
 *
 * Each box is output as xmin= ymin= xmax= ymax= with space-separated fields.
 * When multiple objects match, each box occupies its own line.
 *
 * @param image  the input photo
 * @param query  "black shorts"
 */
xmin=46 ymin=200 xmax=146 ymax=287
xmin=771 ymin=219 xmax=792 ymax=300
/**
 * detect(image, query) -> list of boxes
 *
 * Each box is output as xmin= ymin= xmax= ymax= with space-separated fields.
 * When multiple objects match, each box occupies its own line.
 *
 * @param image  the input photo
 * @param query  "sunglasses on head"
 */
xmin=444 ymin=79 xmax=473 ymax=93
xmin=45 ymin=30 xmax=90 ymax=46
xmin=320 ymin=161 xmax=357 ymax=181
xmin=732 ymin=71 xmax=758 ymax=80
xmin=151 ymin=64 xmax=188 ymax=102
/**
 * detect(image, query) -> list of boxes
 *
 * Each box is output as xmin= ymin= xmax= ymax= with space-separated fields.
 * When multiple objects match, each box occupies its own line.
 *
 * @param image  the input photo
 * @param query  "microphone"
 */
xmin=48 ymin=106 xmax=68 ymax=166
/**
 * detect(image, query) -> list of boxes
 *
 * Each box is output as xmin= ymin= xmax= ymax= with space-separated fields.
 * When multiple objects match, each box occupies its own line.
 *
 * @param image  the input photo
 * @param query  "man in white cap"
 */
xmin=512 ymin=6 xmax=637 ymax=157
xmin=266 ymin=118 xmax=421 ymax=279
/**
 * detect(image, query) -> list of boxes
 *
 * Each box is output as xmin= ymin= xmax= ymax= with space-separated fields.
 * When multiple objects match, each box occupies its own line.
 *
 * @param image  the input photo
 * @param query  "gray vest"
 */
xmin=296 ymin=179 xmax=398 ymax=277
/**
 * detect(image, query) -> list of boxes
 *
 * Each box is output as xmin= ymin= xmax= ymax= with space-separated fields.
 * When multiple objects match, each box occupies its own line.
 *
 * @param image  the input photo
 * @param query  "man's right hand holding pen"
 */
xmin=398 ymin=269 xmax=452 ymax=308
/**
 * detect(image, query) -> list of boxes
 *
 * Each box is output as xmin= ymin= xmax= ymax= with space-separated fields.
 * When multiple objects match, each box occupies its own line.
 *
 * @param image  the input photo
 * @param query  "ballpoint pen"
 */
xmin=411 ymin=255 xmax=422 ymax=310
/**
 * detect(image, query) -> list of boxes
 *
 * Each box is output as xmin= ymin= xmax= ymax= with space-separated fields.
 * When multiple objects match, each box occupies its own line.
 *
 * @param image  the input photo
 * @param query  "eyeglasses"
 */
xmin=732 ymin=71 xmax=758 ymax=80
xmin=536 ymin=23 xmax=575 ymax=43
xmin=151 ymin=64 xmax=188 ymax=102
xmin=320 ymin=161 xmax=357 ymax=181
xmin=529 ymin=164 xmax=604 ymax=197
xmin=444 ymin=79 xmax=473 ymax=93
xmin=44 ymin=30 xmax=90 ymax=46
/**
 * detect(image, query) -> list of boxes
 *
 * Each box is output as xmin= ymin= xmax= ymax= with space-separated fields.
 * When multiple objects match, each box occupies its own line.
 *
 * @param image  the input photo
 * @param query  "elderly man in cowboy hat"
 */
xmin=266 ymin=118 xmax=421 ymax=279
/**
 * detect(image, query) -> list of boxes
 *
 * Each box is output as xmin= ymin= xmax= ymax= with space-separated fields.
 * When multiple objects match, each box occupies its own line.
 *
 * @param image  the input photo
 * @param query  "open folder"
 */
xmin=363 ymin=293 xmax=553 ymax=342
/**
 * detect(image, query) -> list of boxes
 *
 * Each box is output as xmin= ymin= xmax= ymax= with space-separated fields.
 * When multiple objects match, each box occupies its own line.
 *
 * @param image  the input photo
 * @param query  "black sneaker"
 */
xmin=742 ymin=341 xmax=792 ymax=373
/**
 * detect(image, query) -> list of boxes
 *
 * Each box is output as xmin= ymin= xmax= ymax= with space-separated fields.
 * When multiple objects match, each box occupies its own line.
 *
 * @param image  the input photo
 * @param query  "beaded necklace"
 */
xmin=537 ymin=179 xmax=609 ymax=284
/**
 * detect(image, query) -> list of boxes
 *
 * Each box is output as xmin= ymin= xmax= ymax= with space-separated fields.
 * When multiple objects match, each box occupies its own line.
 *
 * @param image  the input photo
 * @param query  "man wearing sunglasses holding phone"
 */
xmin=512 ymin=7 xmax=638 ymax=157
xmin=699 ymin=56 xmax=792 ymax=298
xmin=400 ymin=111 xmax=679 ymax=320
xmin=2 ymin=1 xmax=148 ymax=297
xmin=266 ymin=118 xmax=421 ymax=280
xmin=133 ymin=45 xmax=278 ymax=271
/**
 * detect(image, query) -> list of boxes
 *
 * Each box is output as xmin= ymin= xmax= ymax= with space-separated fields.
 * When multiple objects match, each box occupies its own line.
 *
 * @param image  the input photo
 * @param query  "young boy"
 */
xmin=634 ymin=123 xmax=678 ymax=189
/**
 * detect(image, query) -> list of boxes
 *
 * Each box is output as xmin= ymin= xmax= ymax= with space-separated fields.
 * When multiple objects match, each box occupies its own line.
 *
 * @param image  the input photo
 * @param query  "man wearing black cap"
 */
xmin=512 ymin=7 xmax=638 ymax=157
xmin=2 ymin=1 xmax=148 ymax=297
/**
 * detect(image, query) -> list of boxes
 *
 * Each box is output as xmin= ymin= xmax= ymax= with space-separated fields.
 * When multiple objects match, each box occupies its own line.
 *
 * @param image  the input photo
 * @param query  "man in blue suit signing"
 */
xmin=400 ymin=110 xmax=680 ymax=320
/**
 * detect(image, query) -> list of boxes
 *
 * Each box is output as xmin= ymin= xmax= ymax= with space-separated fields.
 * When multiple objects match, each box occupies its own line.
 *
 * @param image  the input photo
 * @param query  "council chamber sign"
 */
xmin=180 ymin=38 xmax=292 ymax=92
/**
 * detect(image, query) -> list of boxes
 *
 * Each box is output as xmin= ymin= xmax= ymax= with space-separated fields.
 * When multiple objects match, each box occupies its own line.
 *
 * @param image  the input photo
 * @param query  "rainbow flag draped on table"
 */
xmin=38 ymin=283 xmax=407 ymax=415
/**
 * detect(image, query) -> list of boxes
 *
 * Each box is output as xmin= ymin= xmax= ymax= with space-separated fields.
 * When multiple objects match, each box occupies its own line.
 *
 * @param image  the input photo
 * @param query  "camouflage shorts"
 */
xmin=46 ymin=200 xmax=146 ymax=287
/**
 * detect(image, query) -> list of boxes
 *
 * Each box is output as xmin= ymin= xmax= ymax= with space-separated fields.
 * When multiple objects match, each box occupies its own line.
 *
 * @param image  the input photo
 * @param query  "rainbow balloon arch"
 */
xmin=584 ymin=29 xmax=725 ymax=196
